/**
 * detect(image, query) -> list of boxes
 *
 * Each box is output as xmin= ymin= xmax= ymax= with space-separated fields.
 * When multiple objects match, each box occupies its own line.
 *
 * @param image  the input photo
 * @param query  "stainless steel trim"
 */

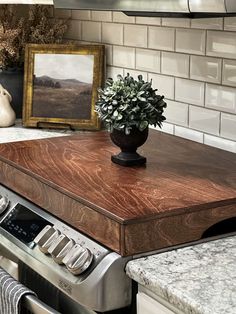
xmin=53 ymin=0 xmax=236 ymax=17
xmin=53 ymin=0 xmax=189 ymax=12
xmin=23 ymin=295 xmax=60 ymax=314
xmin=0 ymin=256 xmax=18 ymax=279
xmin=189 ymin=0 xmax=226 ymax=13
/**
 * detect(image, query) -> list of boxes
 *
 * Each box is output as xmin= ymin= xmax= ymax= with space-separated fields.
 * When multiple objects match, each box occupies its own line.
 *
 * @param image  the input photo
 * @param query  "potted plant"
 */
xmin=95 ymin=73 xmax=167 ymax=166
xmin=0 ymin=5 xmax=68 ymax=118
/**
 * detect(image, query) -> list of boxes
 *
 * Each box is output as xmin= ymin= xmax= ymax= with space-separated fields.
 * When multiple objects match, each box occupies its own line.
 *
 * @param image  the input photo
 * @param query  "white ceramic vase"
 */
xmin=0 ymin=84 xmax=16 ymax=127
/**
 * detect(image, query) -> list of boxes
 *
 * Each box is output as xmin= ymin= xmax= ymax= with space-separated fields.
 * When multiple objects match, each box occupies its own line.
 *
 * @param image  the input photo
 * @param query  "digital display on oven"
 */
xmin=0 ymin=203 xmax=52 ymax=247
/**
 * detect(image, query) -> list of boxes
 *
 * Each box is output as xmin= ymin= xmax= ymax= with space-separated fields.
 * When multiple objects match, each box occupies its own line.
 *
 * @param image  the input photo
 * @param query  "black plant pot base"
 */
xmin=111 ymin=151 xmax=146 ymax=166
xmin=110 ymin=127 xmax=148 ymax=166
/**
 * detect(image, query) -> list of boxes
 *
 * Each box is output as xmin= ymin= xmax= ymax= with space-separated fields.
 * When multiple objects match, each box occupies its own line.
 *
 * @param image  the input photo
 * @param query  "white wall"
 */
xmin=56 ymin=9 xmax=236 ymax=153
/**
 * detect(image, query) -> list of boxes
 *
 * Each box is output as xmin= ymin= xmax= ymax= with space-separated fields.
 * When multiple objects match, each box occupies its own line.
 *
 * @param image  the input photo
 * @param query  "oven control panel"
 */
xmin=0 ymin=203 xmax=52 ymax=248
xmin=0 ymin=185 xmax=110 ymax=277
xmin=34 ymin=225 xmax=94 ymax=275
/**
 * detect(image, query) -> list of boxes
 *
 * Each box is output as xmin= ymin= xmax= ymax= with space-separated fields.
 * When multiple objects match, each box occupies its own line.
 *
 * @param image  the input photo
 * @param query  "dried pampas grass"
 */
xmin=0 ymin=5 xmax=68 ymax=69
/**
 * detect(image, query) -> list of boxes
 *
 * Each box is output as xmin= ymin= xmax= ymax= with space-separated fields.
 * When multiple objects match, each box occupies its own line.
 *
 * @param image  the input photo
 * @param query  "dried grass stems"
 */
xmin=0 ymin=5 xmax=68 ymax=70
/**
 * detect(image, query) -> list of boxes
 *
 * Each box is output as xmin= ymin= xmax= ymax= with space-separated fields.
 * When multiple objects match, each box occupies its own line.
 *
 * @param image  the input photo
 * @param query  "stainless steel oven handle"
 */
xmin=23 ymin=294 xmax=61 ymax=314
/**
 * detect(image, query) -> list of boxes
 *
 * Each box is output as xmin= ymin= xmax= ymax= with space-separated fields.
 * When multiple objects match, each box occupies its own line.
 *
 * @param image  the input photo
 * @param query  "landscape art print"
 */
xmin=23 ymin=44 xmax=104 ymax=130
xmin=33 ymin=53 xmax=94 ymax=120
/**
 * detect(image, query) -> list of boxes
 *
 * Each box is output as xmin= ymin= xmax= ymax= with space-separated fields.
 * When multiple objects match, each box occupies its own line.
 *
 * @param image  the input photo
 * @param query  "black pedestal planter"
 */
xmin=110 ymin=127 xmax=148 ymax=166
xmin=0 ymin=68 xmax=24 ymax=118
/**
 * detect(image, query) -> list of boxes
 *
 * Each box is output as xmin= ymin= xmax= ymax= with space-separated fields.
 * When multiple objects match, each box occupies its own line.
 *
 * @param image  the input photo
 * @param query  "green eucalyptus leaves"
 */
xmin=95 ymin=73 xmax=167 ymax=135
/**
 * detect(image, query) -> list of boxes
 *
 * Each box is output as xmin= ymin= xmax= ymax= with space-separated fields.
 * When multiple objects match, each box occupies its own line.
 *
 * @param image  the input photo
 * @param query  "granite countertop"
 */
xmin=0 ymin=120 xmax=73 ymax=144
xmin=126 ymin=236 xmax=236 ymax=314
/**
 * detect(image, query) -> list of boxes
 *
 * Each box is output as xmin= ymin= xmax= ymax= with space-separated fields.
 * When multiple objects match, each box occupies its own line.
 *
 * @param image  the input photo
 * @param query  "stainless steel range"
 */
xmin=0 ymin=184 xmax=132 ymax=314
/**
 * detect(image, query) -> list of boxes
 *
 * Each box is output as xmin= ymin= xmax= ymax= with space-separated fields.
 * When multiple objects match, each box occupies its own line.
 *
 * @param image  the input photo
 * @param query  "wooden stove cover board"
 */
xmin=0 ymin=130 xmax=235 ymax=256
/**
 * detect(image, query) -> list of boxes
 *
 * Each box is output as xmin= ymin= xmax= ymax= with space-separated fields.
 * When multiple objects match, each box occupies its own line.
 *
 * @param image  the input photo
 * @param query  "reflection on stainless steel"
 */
xmin=34 ymin=226 xmax=61 ymax=254
xmin=62 ymin=244 xmax=93 ymax=275
xmin=53 ymin=0 xmax=236 ymax=17
xmin=22 ymin=295 xmax=60 ymax=314
xmin=0 ymin=196 xmax=9 ymax=215
xmin=48 ymin=234 xmax=75 ymax=264
xmin=0 ymin=256 xmax=18 ymax=280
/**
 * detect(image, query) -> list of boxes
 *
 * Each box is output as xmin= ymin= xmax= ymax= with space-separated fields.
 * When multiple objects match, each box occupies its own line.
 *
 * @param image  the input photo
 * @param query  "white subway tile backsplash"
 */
xmin=160 ymin=122 xmax=174 ymax=134
xmin=68 ymin=9 xmax=236 ymax=152
xmin=82 ymin=21 xmax=101 ymax=42
xmin=113 ymin=12 xmax=135 ymax=24
xmin=161 ymin=52 xmax=189 ymax=78
xmin=113 ymin=46 xmax=135 ymax=68
xmin=150 ymin=122 xmax=174 ymax=135
xmin=105 ymin=45 xmax=113 ymax=66
xmin=72 ymin=10 xmax=91 ymax=20
xmin=164 ymin=100 xmax=189 ymax=127
xmin=175 ymin=126 xmax=204 ymax=143
xmin=65 ymin=20 xmax=81 ymax=40
xmin=221 ymin=113 xmax=236 ymax=141
xmin=106 ymin=66 xmax=123 ymax=79
xmin=204 ymin=134 xmax=236 ymax=153
xmin=207 ymin=30 xmax=236 ymax=59
xmin=205 ymin=84 xmax=236 ymax=114
xmin=224 ymin=17 xmax=236 ymax=31
xmin=148 ymin=27 xmax=175 ymax=51
xmin=149 ymin=73 xmax=174 ymax=99
xmin=124 ymin=69 xmax=147 ymax=81
xmin=136 ymin=17 xmax=161 ymax=26
xmin=91 ymin=11 xmax=112 ymax=22
xmin=222 ymin=60 xmax=236 ymax=87
xmin=189 ymin=106 xmax=220 ymax=135
xmin=102 ymin=23 xmax=123 ymax=45
xmin=136 ymin=49 xmax=160 ymax=73
xmin=54 ymin=9 xmax=71 ymax=18
xmin=124 ymin=25 xmax=147 ymax=48
xmin=190 ymin=56 xmax=221 ymax=83
xmin=175 ymin=78 xmax=204 ymax=106
xmin=176 ymin=29 xmax=206 ymax=55
xmin=191 ymin=18 xmax=223 ymax=30
xmin=161 ymin=18 xmax=190 ymax=28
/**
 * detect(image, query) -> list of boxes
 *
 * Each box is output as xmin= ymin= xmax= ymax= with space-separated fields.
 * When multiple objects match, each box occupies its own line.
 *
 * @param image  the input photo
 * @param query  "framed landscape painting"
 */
xmin=23 ymin=44 xmax=104 ymax=130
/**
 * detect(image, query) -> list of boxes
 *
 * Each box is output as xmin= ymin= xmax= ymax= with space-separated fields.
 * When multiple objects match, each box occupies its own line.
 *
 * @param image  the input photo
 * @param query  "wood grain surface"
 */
xmin=0 ymin=130 xmax=235 ymax=255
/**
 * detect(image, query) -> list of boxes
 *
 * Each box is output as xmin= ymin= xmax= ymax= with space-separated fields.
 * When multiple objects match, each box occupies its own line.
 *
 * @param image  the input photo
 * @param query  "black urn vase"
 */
xmin=110 ymin=127 xmax=149 ymax=166
xmin=0 ymin=68 xmax=24 ymax=118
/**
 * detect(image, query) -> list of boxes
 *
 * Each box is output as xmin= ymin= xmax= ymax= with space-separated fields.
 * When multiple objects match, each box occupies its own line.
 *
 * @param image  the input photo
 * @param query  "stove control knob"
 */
xmin=48 ymin=234 xmax=75 ymax=264
xmin=0 ymin=196 xmax=9 ymax=215
xmin=62 ymin=244 xmax=93 ymax=275
xmin=34 ymin=225 xmax=60 ymax=254
xmin=62 ymin=244 xmax=84 ymax=265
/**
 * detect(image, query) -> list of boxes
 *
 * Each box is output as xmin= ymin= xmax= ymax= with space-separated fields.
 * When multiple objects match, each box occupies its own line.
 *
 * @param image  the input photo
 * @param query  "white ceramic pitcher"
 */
xmin=0 ymin=84 xmax=16 ymax=127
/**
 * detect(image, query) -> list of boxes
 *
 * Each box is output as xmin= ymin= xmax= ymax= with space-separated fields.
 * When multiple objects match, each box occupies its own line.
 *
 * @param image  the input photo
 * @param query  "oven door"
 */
xmin=0 ymin=253 xmax=95 ymax=314
xmin=0 ymin=256 xmax=60 ymax=314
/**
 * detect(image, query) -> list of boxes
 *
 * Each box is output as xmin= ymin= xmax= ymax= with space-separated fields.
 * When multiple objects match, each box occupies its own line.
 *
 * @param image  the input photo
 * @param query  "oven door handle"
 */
xmin=23 ymin=294 xmax=61 ymax=314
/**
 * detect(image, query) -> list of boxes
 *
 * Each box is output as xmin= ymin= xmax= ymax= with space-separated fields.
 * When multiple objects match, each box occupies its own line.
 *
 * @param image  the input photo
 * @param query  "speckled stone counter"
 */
xmin=126 ymin=236 xmax=236 ymax=314
xmin=0 ymin=120 xmax=72 ymax=143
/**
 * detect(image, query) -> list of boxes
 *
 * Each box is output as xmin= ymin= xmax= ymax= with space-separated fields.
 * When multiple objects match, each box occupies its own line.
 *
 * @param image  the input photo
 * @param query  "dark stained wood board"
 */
xmin=0 ymin=130 xmax=235 ymax=256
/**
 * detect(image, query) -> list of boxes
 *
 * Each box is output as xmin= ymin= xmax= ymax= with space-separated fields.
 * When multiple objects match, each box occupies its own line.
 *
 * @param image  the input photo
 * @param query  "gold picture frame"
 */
xmin=23 ymin=44 xmax=105 ymax=130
